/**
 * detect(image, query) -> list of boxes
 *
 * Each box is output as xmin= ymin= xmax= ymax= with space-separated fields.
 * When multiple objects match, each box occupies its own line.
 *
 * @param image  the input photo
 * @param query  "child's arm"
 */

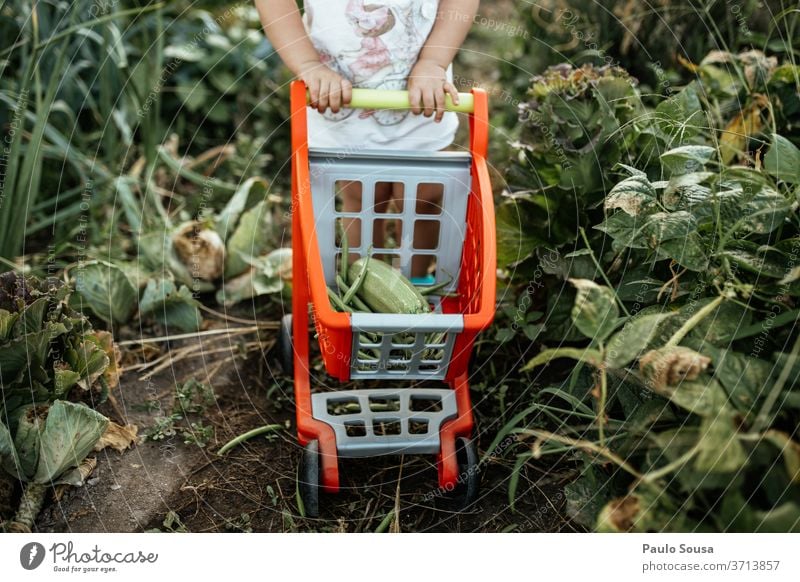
xmin=254 ymin=0 xmax=351 ymax=113
xmin=409 ymin=0 xmax=479 ymax=122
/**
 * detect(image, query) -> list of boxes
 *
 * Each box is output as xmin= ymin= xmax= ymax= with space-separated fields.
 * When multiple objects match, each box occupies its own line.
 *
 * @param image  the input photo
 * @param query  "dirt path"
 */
xmin=35 ymin=319 xmax=574 ymax=533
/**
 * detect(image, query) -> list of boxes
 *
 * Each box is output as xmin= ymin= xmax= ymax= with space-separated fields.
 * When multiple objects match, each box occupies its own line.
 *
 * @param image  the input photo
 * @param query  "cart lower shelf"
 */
xmin=311 ymin=388 xmax=457 ymax=458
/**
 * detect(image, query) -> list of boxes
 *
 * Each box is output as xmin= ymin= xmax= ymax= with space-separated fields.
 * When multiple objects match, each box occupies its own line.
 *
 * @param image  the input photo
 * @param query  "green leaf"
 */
xmin=0 ymin=420 xmax=22 ymax=480
xmin=662 ymin=171 xmax=714 ymax=208
xmin=495 ymin=200 xmax=545 ymax=267
xmin=565 ymin=466 xmax=613 ymax=529
xmin=660 ymin=145 xmax=716 ymax=174
xmin=569 ymin=279 xmax=619 ymax=341
xmin=654 ymin=83 xmax=703 ymax=139
xmin=0 ymin=308 xmax=18 ymax=340
xmin=215 ymin=177 xmax=268 ymax=240
xmin=521 ymin=347 xmax=603 ymax=371
xmin=640 ymin=211 xmax=698 ymax=246
xmin=694 ymin=406 xmax=747 ymax=473
xmin=224 ymin=201 xmax=274 ymax=278
xmin=605 ymin=313 xmax=676 ymax=368
xmin=63 ymin=337 xmax=110 ymax=391
xmin=139 ymin=279 xmax=202 ymax=333
xmin=658 ymin=232 xmax=708 ymax=271
xmin=721 ymin=493 xmax=800 ymax=532
xmin=764 ymin=431 xmax=800 ymax=484
xmin=699 ymin=346 xmax=774 ymax=413
xmin=719 ymin=240 xmax=788 ymax=278
xmin=216 ymin=248 xmax=291 ymax=307
xmin=33 ymin=400 xmax=108 ymax=483
xmin=764 ymin=134 xmax=800 ymax=184
xmin=74 ymin=262 xmax=138 ymax=324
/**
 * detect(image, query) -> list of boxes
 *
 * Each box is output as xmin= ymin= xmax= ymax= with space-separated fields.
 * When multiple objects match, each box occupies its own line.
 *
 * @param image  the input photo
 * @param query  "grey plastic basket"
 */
xmin=309 ymin=148 xmax=472 ymax=380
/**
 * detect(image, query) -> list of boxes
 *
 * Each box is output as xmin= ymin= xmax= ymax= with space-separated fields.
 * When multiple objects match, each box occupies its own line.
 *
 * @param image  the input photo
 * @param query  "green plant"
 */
xmin=0 ymin=272 xmax=118 ymax=530
xmin=0 ymin=272 xmax=118 ymax=412
xmin=496 ymin=124 xmax=800 ymax=532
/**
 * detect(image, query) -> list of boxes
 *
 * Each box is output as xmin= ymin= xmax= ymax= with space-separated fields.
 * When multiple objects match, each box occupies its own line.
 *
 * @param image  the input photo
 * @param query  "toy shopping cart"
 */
xmin=280 ymin=81 xmax=495 ymax=517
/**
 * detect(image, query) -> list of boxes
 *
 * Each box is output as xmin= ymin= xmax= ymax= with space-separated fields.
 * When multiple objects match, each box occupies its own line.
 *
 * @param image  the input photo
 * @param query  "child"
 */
xmin=255 ymin=0 xmax=478 ymax=279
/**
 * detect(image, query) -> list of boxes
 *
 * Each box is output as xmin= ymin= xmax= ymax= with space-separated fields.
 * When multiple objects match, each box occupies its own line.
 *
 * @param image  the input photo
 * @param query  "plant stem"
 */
xmin=13 ymin=482 xmax=47 ymax=531
xmin=598 ymin=362 xmax=608 ymax=446
xmin=217 ymin=424 xmax=284 ymax=456
xmin=752 ymin=332 xmax=800 ymax=433
xmin=665 ymin=295 xmax=724 ymax=347
xmin=579 ymin=227 xmax=630 ymax=316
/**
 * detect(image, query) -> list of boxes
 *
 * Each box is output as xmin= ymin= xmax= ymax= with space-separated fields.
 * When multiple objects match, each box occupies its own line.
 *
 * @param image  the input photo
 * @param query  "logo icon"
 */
xmin=20 ymin=542 xmax=46 ymax=570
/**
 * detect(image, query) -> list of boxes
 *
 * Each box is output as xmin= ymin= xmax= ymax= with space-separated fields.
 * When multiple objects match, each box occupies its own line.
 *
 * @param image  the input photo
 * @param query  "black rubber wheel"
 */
xmin=278 ymin=313 xmax=293 ymax=376
xmin=439 ymin=437 xmax=480 ymax=511
xmin=299 ymin=440 xmax=320 ymax=518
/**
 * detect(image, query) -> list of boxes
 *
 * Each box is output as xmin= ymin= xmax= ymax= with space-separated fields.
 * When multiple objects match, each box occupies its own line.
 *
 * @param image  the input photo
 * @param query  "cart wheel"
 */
xmin=299 ymin=440 xmax=320 ymax=518
xmin=278 ymin=314 xmax=293 ymax=376
xmin=439 ymin=437 xmax=479 ymax=511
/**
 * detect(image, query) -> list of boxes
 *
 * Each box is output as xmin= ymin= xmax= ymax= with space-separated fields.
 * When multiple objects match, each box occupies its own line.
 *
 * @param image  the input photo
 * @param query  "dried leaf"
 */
xmin=94 ymin=331 xmax=121 ymax=390
xmin=94 ymin=422 xmax=139 ymax=453
xmin=640 ymin=346 xmax=711 ymax=388
xmin=172 ymin=221 xmax=225 ymax=281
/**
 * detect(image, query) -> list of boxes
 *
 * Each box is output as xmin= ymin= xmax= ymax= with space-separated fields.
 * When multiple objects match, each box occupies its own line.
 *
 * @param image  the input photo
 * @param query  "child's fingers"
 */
xmin=444 ymin=82 xmax=460 ymax=106
xmin=409 ymin=86 xmax=423 ymax=115
xmin=307 ymin=78 xmax=321 ymax=108
xmin=434 ymin=87 xmax=446 ymax=122
xmin=341 ymin=79 xmax=353 ymax=106
xmin=317 ymin=80 xmax=331 ymax=113
xmin=329 ymin=81 xmax=342 ymax=113
xmin=422 ymin=87 xmax=435 ymax=117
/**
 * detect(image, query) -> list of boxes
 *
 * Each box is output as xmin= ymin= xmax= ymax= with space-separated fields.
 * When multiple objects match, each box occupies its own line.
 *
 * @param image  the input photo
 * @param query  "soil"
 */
xmin=33 ymin=317 xmax=578 ymax=533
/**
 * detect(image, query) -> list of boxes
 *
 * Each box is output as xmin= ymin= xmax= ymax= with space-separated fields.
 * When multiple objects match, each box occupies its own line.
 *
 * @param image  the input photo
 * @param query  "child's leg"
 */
xmin=340 ymin=180 xmax=392 ymax=251
xmin=409 ymin=182 xmax=443 ymax=277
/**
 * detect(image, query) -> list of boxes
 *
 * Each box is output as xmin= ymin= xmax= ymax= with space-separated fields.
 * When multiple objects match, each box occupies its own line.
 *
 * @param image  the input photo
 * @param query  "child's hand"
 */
xmin=408 ymin=59 xmax=460 ymax=122
xmin=298 ymin=60 xmax=352 ymax=114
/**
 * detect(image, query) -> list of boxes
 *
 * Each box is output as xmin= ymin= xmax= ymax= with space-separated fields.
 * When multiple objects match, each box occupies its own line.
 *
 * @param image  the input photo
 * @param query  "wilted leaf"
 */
xmin=94 ymin=331 xmax=121 ymax=390
xmin=171 ymin=221 xmax=225 ymax=281
xmin=764 ymin=134 xmax=800 ymax=184
xmin=94 ymin=422 xmax=139 ymax=453
xmin=720 ymin=104 xmax=763 ymax=164
xmin=32 ymin=400 xmax=109 ymax=483
xmin=596 ymin=490 xmax=688 ymax=532
xmin=569 ymin=279 xmax=619 ymax=341
xmin=640 ymin=346 xmax=712 ymax=389
xmin=605 ymin=174 xmax=658 ymax=216
xmin=605 ymin=313 xmax=676 ymax=368
xmin=53 ymin=456 xmax=97 ymax=487
xmin=74 ymin=261 xmax=137 ymax=324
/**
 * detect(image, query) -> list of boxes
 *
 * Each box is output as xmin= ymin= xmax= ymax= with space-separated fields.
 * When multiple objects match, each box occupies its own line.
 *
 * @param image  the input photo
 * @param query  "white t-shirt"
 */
xmin=302 ymin=0 xmax=459 ymax=151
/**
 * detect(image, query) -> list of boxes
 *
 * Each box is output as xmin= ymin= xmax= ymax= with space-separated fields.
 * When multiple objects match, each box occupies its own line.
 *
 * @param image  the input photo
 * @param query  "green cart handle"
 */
xmin=307 ymin=88 xmax=475 ymax=113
